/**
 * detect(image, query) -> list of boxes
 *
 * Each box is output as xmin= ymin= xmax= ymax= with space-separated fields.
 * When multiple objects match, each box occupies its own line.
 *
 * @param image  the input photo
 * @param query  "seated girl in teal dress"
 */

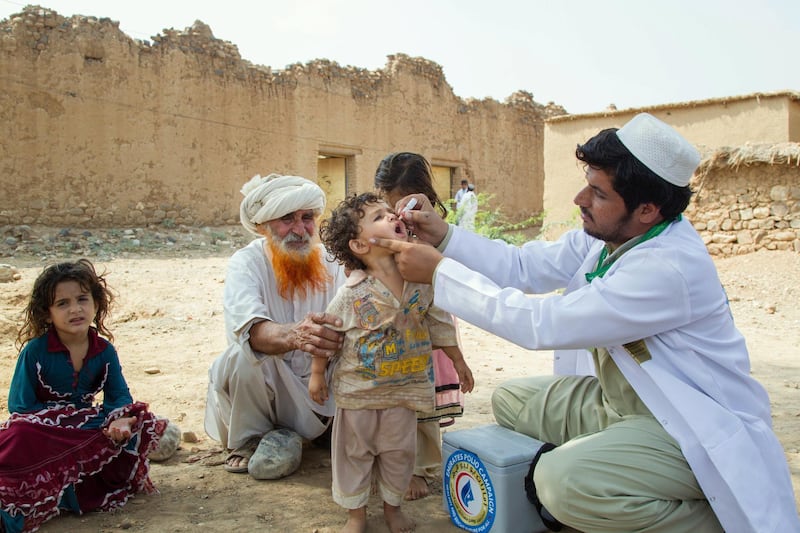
xmin=0 ymin=259 xmax=166 ymax=533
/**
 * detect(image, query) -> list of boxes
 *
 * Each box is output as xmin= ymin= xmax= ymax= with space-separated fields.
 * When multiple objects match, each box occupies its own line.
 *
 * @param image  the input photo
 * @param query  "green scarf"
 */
xmin=584 ymin=215 xmax=680 ymax=283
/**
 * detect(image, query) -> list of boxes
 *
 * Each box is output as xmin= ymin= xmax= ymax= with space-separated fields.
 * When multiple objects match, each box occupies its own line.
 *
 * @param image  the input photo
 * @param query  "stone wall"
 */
xmin=0 ymin=6 xmax=565 ymax=228
xmin=686 ymin=144 xmax=800 ymax=254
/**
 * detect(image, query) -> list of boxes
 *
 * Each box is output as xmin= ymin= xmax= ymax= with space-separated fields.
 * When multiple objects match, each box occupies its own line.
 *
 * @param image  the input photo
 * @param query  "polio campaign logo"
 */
xmin=444 ymin=449 xmax=496 ymax=532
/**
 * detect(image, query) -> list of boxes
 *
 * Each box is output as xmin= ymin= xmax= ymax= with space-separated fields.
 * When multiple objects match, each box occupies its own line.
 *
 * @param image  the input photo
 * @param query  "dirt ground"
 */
xmin=0 ymin=239 xmax=798 ymax=532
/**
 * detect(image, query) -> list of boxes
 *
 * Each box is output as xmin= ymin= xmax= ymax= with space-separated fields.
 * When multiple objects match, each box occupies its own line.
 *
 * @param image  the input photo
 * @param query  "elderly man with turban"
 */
xmin=204 ymin=173 xmax=347 ymax=479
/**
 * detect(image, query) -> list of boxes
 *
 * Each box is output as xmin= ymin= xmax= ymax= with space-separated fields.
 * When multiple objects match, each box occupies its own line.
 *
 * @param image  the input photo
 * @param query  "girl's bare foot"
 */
xmin=342 ymin=507 xmax=367 ymax=533
xmin=384 ymin=502 xmax=415 ymax=533
xmin=403 ymin=475 xmax=429 ymax=500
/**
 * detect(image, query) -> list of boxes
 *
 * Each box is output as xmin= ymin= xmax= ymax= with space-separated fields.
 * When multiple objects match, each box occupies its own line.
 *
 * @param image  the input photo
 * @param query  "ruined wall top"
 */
xmin=1 ymin=4 xmax=566 ymax=116
xmin=1 ymin=6 xmax=241 ymax=59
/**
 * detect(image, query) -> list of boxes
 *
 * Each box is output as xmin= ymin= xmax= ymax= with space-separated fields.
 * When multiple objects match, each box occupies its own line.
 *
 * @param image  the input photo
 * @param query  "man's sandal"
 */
xmin=223 ymin=436 xmax=261 ymax=473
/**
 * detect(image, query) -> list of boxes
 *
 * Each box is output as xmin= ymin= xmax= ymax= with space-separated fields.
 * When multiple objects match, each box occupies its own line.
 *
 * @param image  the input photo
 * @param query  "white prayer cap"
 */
xmin=239 ymin=173 xmax=326 ymax=235
xmin=616 ymin=113 xmax=700 ymax=187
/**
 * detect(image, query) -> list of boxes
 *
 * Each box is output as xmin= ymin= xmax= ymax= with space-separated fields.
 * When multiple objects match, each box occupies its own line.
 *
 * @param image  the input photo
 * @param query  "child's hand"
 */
xmin=309 ymin=373 xmax=328 ymax=405
xmin=104 ymin=416 xmax=137 ymax=444
xmin=453 ymin=359 xmax=475 ymax=393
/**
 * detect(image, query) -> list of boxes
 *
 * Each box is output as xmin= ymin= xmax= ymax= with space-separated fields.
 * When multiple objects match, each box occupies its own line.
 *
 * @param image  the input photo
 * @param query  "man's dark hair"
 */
xmin=575 ymin=128 xmax=692 ymax=219
xmin=319 ymin=192 xmax=382 ymax=271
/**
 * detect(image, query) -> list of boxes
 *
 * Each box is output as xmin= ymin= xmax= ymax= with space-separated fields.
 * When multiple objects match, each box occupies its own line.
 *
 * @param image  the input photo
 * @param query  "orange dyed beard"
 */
xmin=265 ymin=234 xmax=332 ymax=300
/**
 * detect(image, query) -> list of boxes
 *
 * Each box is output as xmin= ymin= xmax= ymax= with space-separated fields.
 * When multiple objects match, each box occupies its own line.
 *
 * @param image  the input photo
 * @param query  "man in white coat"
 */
xmin=372 ymin=113 xmax=800 ymax=532
xmin=204 ymin=173 xmax=346 ymax=479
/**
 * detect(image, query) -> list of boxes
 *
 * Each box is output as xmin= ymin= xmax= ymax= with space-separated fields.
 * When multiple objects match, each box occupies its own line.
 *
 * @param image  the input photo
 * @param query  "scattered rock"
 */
xmin=248 ymin=429 xmax=302 ymax=480
xmin=149 ymin=421 xmax=181 ymax=462
xmin=0 ymin=264 xmax=20 ymax=283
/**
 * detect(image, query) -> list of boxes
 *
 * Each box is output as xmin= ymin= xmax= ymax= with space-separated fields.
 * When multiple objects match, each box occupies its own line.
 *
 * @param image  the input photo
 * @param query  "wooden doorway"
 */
xmin=317 ymin=154 xmax=347 ymax=220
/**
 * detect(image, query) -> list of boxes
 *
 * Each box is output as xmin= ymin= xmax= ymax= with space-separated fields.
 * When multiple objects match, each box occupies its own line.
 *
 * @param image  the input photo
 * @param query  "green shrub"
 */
xmin=446 ymin=193 xmax=543 ymax=245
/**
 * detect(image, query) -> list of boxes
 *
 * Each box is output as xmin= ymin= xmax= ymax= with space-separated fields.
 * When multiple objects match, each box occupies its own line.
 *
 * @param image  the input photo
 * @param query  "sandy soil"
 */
xmin=0 ymin=244 xmax=798 ymax=533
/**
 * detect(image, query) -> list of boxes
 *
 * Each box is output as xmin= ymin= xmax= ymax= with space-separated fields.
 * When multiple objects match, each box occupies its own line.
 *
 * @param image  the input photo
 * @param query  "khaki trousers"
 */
xmin=492 ymin=375 xmax=723 ymax=533
xmin=413 ymin=419 xmax=442 ymax=480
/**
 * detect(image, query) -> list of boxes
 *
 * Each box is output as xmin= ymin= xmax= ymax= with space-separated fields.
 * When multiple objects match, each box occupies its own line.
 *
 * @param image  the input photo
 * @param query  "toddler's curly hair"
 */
xmin=319 ymin=192 xmax=383 ymax=272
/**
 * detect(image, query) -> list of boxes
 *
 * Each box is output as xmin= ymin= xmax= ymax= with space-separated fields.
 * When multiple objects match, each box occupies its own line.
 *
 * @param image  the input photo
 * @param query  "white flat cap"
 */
xmin=616 ymin=113 xmax=700 ymax=187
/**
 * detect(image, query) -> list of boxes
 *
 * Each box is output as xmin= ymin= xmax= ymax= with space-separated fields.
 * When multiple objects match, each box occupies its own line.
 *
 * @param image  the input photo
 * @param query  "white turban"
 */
xmin=238 ymin=173 xmax=326 ymax=235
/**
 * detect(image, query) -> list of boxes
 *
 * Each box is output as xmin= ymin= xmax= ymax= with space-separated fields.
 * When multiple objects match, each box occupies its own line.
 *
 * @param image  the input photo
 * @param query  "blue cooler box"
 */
xmin=442 ymin=424 xmax=548 ymax=533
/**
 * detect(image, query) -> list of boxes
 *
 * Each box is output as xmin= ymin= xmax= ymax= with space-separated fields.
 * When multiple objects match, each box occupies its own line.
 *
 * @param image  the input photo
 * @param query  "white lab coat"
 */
xmin=432 ymin=219 xmax=799 ymax=533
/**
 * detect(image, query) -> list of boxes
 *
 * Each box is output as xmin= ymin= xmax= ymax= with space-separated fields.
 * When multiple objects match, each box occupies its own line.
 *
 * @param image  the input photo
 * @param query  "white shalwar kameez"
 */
xmin=431 ymin=218 xmax=799 ymax=533
xmin=205 ymin=239 xmax=346 ymax=450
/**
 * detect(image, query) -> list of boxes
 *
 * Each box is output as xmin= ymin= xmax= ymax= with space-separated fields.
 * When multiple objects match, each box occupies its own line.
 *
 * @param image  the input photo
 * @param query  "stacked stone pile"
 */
xmin=686 ymin=177 xmax=800 ymax=255
xmin=0 ymin=6 xmax=240 ymax=60
xmin=151 ymin=20 xmax=241 ymax=62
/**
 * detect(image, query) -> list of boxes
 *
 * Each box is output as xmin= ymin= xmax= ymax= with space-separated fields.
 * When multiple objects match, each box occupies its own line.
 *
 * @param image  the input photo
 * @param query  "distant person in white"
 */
xmin=457 ymin=183 xmax=477 ymax=231
xmin=453 ymin=179 xmax=469 ymax=209
xmin=372 ymin=113 xmax=800 ymax=532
